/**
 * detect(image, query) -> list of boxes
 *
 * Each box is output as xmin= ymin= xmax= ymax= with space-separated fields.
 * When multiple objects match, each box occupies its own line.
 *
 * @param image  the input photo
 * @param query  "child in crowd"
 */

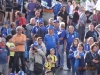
xmin=6 ymin=35 xmax=16 ymax=75
xmin=68 ymin=38 xmax=80 ymax=75
xmin=47 ymin=48 xmax=57 ymax=75
xmin=74 ymin=43 xmax=86 ymax=75
xmin=45 ymin=56 xmax=52 ymax=72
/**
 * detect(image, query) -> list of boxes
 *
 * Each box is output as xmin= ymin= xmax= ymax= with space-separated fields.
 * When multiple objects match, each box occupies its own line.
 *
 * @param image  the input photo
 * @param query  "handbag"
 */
xmin=34 ymin=57 xmax=43 ymax=74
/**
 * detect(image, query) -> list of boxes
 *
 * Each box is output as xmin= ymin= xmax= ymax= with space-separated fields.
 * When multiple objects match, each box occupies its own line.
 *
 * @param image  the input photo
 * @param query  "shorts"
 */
xmin=5 ymin=8 xmax=12 ymax=12
xmin=9 ymin=56 xmax=14 ymax=68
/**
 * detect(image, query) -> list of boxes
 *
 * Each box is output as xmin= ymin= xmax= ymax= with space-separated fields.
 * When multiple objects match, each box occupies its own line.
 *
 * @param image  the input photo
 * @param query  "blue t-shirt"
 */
xmin=54 ymin=27 xmax=60 ymax=34
xmin=0 ymin=46 xmax=10 ymax=64
xmin=31 ymin=25 xmax=39 ymax=34
xmin=66 ymin=32 xmax=78 ymax=50
xmin=57 ymin=29 xmax=66 ymax=45
xmin=44 ymin=34 xmax=59 ymax=50
xmin=84 ymin=44 xmax=90 ymax=51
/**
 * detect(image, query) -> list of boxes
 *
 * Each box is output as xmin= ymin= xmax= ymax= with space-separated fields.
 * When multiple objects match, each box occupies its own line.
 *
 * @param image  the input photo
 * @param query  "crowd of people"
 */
xmin=0 ymin=0 xmax=100 ymax=75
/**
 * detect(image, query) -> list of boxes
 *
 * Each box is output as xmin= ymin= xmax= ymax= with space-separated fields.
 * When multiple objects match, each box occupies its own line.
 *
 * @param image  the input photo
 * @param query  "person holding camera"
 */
xmin=29 ymin=43 xmax=45 ymax=75
xmin=85 ymin=42 xmax=100 ymax=75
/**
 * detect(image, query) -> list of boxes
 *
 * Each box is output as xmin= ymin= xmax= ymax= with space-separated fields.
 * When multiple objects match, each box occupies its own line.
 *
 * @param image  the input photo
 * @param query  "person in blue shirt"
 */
xmin=68 ymin=38 xmax=80 ymax=75
xmin=74 ymin=43 xmax=86 ymax=75
xmin=53 ymin=20 xmax=60 ymax=34
xmin=66 ymin=25 xmax=78 ymax=70
xmin=0 ymin=38 xmax=10 ymax=75
xmin=57 ymin=22 xmax=66 ymax=70
xmin=46 ymin=18 xmax=54 ymax=29
xmin=53 ymin=0 xmax=62 ymax=20
xmin=44 ymin=26 xmax=59 ymax=56
xmin=84 ymin=37 xmax=94 ymax=52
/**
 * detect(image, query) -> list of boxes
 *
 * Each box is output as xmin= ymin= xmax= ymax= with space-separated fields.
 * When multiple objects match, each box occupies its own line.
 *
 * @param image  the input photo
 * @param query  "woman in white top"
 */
xmin=86 ymin=0 xmax=95 ymax=14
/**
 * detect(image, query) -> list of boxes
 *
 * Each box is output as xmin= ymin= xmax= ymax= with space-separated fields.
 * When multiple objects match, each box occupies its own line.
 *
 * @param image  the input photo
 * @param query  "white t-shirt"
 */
xmin=95 ymin=0 xmax=100 ymax=11
xmin=69 ymin=5 xmax=73 ymax=15
xmin=85 ymin=0 xmax=95 ymax=12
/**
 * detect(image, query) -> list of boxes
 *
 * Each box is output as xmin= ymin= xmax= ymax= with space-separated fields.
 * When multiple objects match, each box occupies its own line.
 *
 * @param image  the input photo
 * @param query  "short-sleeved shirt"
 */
xmin=13 ymin=34 xmax=26 ymax=52
xmin=6 ymin=42 xmax=15 ymax=56
xmin=45 ymin=61 xmax=52 ymax=71
xmin=0 ymin=46 xmax=10 ymax=64
xmin=58 ymin=29 xmax=66 ymax=45
xmin=66 ymin=31 xmax=78 ymax=50
xmin=85 ymin=30 xmax=99 ymax=42
xmin=44 ymin=34 xmax=59 ymax=50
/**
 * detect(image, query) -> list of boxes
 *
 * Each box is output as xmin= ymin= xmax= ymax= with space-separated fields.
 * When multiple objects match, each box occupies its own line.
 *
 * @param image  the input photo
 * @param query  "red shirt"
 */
xmin=16 ymin=17 xmax=26 ymax=26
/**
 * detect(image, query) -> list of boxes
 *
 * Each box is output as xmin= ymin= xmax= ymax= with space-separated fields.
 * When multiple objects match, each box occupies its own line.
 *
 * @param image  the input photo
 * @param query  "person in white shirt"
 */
xmin=86 ymin=0 xmax=95 ymax=14
xmin=95 ymin=0 xmax=100 ymax=11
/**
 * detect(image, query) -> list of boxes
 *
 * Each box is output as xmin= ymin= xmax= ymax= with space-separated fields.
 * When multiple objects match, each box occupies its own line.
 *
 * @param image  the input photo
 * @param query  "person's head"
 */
xmin=33 ymin=34 xmax=38 ymax=41
xmin=22 ymin=25 xmax=26 ymax=32
xmin=30 ymin=42 xmax=38 ymax=53
xmin=87 ymin=37 xmax=94 ymax=45
xmin=61 ymin=6 xmax=66 ymax=12
xmin=93 ymin=9 xmax=97 ymax=14
xmin=37 ymin=37 xmax=42 ymax=45
xmin=50 ymin=48 xmax=55 ymax=55
xmin=11 ymin=22 xmax=16 ymax=29
xmin=35 ymin=10 xmax=40 ymax=17
xmin=68 ymin=26 xmax=74 ymax=34
xmin=36 ymin=19 xmax=44 ymax=27
xmin=15 ymin=11 xmax=22 ymax=18
xmin=6 ymin=35 xmax=13 ymax=42
xmin=59 ymin=22 xmax=65 ymax=30
xmin=46 ymin=56 xmax=52 ymax=62
xmin=16 ymin=26 xmax=23 ymax=35
xmin=85 ymin=11 xmax=90 ymax=16
xmin=37 ymin=0 xmax=41 ymax=5
xmin=75 ymin=6 xmax=79 ymax=11
xmin=67 ymin=1 xmax=72 ymax=6
xmin=30 ymin=18 xmax=36 ymax=25
xmin=72 ymin=38 xmax=80 ymax=47
xmin=53 ymin=20 xmax=59 ymax=28
xmin=90 ymin=42 xmax=98 ymax=53
xmin=48 ymin=26 xmax=54 ymax=35
xmin=0 ymin=38 xmax=6 ymax=46
xmin=80 ymin=6 xmax=85 ymax=12
xmin=31 ymin=0 xmax=35 ymax=2
xmin=72 ymin=0 xmax=76 ymax=5
xmin=48 ymin=18 xmax=54 ymax=25
xmin=89 ymin=23 xmax=94 ymax=31
xmin=77 ymin=42 xmax=84 ymax=51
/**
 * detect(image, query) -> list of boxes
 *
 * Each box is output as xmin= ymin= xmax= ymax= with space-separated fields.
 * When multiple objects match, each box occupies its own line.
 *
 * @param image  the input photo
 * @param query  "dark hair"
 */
xmin=68 ymin=1 xmax=72 ymax=4
xmin=22 ymin=24 xmax=26 ymax=30
xmin=6 ymin=35 xmax=13 ymax=42
xmin=78 ymin=42 xmax=84 ymax=50
xmin=75 ymin=6 xmax=79 ymax=11
xmin=16 ymin=11 xmax=22 ymax=17
xmin=37 ymin=0 xmax=41 ymax=3
xmin=85 ymin=11 xmax=90 ymax=14
xmin=34 ymin=34 xmax=38 ymax=38
xmin=60 ymin=6 xmax=67 ymax=12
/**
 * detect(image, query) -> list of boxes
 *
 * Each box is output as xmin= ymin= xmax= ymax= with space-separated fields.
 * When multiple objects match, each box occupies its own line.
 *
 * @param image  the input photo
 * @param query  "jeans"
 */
xmin=66 ymin=50 xmax=71 ymax=69
xmin=59 ymin=45 xmax=64 ymax=67
xmin=76 ymin=70 xmax=86 ymax=75
xmin=70 ymin=61 xmax=75 ymax=75
xmin=30 ymin=71 xmax=42 ymax=75
xmin=27 ymin=14 xmax=34 ymax=23
xmin=73 ymin=22 xmax=77 ymax=31
xmin=12 ymin=52 xmax=25 ymax=73
xmin=86 ymin=70 xmax=97 ymax=75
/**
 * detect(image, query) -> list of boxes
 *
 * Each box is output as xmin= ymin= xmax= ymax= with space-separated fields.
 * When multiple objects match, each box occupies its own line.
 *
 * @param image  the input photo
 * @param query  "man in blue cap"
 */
xmin=53 ymin=20 xmax=60 ymax=34
xmin=44 ymin=26 xmax=59 ymax=56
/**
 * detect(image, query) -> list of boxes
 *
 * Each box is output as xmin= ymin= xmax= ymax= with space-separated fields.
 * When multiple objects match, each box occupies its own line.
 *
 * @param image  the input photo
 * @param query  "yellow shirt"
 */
xmin=45 ymin=61 xmax=52 ymax=71
xmin=6 ymin=42 xmax=15 ymax=56
xmin=48 ymin=54 xmax=57 ymax=67
xmin=13 ymin=34 xmax=26 ymax=52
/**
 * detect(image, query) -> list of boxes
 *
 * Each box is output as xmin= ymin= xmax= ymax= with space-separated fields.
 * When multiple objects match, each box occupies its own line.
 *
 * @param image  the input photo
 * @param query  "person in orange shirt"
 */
xmin=11 ymin=26 xmax=26 ymax=74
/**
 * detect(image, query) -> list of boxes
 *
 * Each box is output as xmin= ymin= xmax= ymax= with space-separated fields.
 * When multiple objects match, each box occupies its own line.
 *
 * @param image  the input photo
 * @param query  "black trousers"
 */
xmin=12 ymin=52 xmax=25 ymax=73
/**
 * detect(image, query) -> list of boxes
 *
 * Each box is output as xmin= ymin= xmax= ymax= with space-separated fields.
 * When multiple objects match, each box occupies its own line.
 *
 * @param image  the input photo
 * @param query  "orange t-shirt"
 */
xmin=13 ymin=34 xmax=26 ymax=52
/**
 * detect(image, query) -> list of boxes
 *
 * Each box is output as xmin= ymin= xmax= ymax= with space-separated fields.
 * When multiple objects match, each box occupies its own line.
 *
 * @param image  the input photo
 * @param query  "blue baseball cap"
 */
xmin=18 ymin=71 xmax=24 ymax=75
xmin=37 ymin=19 xmax=44 ymax=24
xmin=48 ymin=26 xmax=54 ymax=30
xmin=30 ymin=41 xmax=38 ymax=47
xmin=53 ymin=20 xmax=59 ymax=23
